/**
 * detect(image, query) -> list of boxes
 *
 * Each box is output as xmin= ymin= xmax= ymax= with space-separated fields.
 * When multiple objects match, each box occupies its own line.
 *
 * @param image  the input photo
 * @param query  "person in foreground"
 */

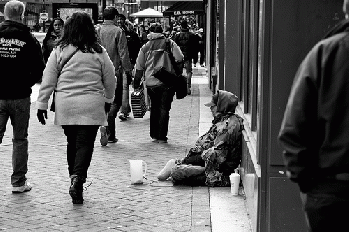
xmin=133 ymin=23 xmax=183 ymax=143
xmin=0 ymin=0 xmax=45 ymax=193
xmin=157 ymin=90 xmax=243 ymax=186
xmin=36 ymin=12 xmax=116 ymax=204
xmin=278 ymin=1 xmax=349 ymax=230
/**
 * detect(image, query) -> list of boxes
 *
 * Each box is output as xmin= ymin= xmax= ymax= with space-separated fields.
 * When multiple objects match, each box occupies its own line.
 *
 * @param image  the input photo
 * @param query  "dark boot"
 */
xmin=69 ymin=176 xmax=84 ymax=204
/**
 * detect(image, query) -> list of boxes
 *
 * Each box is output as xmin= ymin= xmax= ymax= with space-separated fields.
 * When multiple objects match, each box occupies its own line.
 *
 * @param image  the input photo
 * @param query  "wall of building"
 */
xmin=207 ymin=0 xmax=345 ymax=231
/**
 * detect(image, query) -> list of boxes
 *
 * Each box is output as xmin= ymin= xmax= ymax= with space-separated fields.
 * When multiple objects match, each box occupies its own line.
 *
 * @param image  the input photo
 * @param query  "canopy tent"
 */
xmin=130 ymin=8 xmax=163 ymax=18
xmin=163 ymin=2 xmax=204 ymax=17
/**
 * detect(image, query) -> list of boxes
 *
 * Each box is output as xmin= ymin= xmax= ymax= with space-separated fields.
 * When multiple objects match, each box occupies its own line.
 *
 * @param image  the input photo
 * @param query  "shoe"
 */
xmin=201 ymin=64 xmax=205 ymax=67
xmin=157 ymin=139 xmax=168 ymax=144
xmin=119 ymin=114 xmax=127 ymax=121
xmin=69 ymin=176 xmax=84 ymax=204
xmin=12 ymin=181 xmax=32 ymax=193
xmin=100 ymin=126 xmax=108 ymax=146
xmin=152 ymin=138 xmax=158 ymax=143
xmin=187 ymin=88 xmax=191 ymax=95
xmin=108 ymin=137 xmax=118 ymax=143
xmin=194 ymin=64 xmax=196 ymax=67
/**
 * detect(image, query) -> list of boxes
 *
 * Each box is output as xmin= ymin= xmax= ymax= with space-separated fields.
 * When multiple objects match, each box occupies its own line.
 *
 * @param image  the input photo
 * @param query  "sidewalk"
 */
xmin=0 ymin=66 xmax=252 ymax=231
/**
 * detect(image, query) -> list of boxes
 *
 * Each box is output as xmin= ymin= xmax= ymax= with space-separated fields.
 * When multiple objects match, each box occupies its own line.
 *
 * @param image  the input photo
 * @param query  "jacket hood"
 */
xmin=147 ymin=32 xmax=165 ymax=40
xmin=215 ymin=90 xmax=239 ymax=114
xmin=322 ymin=19 xmax=349 ymax=39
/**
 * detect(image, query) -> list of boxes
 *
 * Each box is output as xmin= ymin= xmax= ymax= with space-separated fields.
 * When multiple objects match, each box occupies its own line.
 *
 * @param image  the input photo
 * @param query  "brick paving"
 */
xmin=0 ymin=67 xmax=252 ymax=232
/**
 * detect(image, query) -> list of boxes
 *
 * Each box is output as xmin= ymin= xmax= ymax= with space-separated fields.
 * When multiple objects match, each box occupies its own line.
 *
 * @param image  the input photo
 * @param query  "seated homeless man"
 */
xmin=157 ymin=90 xmax=244 ymax=186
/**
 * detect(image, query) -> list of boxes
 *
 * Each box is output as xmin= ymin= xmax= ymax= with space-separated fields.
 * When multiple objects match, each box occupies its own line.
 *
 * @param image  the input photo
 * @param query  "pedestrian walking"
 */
xmin=116 ymin=14 xmax=141 ymax=121
xmin=0 ymin=0 xmax=45 ymax=193
xmin=133 ymin=23 xmax=183 ymax=143
xmin=173 ymin=20 xmax=199 ymax=95
xmin=36 ymin=12 xmax=116 ymax=204
xmin=278 ymin=0 xmax=349 ymax=230
xmin=42 ymin=17 xmax=64 ymax=63
xmin=196 ymin=28 xmax=205 ymax=67
xmin=96 ymin=7 xmax=132 ymax=145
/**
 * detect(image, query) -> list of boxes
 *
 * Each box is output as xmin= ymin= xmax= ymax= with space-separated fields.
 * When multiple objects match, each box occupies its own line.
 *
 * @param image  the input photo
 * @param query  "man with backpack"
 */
xmin=173 ymin=20 xmax=199 ymax=95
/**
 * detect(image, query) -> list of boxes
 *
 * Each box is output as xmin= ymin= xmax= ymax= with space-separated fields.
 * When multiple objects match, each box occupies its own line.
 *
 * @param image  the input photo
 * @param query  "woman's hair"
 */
xmin=57 ymin=12 xmax=102 ymax=53
xmin=43 ymin=18 xmax=64 ymax=45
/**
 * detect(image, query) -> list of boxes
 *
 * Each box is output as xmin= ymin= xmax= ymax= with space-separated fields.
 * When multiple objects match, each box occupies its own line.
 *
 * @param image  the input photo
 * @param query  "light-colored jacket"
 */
xmin=36 ymin=44 xmax=116 ymax=126
xmin=135 ymin=33 xmax=183 ymax=87
xmin=96 ymin=20 xmax=132 ymax=73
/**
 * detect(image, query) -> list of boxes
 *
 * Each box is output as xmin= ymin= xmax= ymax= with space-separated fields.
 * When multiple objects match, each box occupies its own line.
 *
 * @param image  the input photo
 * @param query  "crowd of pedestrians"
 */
xmin=0 ymin=1 xmax=207 ymax=205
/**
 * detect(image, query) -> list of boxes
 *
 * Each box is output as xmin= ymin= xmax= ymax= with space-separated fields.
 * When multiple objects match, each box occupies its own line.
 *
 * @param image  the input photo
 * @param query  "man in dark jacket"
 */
xmin=278 ymin=1 xmax=349 ymax=230
xmin=0 ymin=0 xmax=45 ymax=193
xmin=116 ymin=14 xmax=141 ymax=121
xmin=173 ymin=20 xmax=199 ymax=95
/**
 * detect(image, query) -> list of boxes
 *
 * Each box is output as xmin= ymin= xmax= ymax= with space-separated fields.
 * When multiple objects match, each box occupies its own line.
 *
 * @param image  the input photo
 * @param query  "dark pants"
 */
xmin=0 ymin=97 xmax=30 ymax=187
xmin=147 ymin=85 xmax=175 ymax=141
xmin=107 ymin=69 xmax=123 ymax=139
xmin=62 ymin=125 xmax=99 ymax=180
xmin=301 ymin=181 xmax=349 ymax=232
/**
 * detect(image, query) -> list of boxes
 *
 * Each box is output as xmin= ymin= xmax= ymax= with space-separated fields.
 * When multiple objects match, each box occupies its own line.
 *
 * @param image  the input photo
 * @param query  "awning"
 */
xmin=130 ymin=8 xmax=163 ymax=18
xmin=163 ymin=2 xmax=204 ymax=17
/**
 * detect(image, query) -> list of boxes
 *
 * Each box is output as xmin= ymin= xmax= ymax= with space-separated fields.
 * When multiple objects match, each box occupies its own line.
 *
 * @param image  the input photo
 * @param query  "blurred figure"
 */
xmin=134 ymin=23 xmax=183 ymax=143
xmin=173 ymin=20 xmax=199 ymax=95
xmin=116 ymin=14 xmax=141 ymax=121
xmin=193 ymin=28 xmax=205 ymax=67
xmin=96 ymin=7 xmax=133 ymax=144
xmin=36 ymin=12 xmax=116 ymax=204
xmin=138 ymin=25 xmax=148 ymax=46
xmin=42 ymin=17 xmax=64 ymax=63
xmin=0 ymin=0 xmax=45 ymax=193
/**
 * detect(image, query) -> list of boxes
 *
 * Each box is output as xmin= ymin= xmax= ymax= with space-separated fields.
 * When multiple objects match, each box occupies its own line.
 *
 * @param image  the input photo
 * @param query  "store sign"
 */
xmin=174 ymin=10 xmax=195 ymax=15
xmin=40 ymin=13 xmax=48 ymax=21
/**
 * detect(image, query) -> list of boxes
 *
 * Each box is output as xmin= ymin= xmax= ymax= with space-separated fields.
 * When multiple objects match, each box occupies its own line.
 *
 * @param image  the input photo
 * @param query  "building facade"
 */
xmin=204 ymin=0 xmax=344 ymax=231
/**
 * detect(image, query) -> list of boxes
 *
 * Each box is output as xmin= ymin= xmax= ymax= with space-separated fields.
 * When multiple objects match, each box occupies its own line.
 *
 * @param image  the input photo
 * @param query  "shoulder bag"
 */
xmin=50 ymin=49 xmax=79 ymax=112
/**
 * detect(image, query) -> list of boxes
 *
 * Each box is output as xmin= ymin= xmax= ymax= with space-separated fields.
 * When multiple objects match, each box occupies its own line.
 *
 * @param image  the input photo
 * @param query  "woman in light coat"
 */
xmin=36 ymin=12 xmax=116 ymax=204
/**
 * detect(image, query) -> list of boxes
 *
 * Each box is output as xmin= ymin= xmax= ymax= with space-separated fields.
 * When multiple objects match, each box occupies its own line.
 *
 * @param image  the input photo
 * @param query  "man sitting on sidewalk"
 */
xmin=157 ymin=90 xmax=244 ymax=186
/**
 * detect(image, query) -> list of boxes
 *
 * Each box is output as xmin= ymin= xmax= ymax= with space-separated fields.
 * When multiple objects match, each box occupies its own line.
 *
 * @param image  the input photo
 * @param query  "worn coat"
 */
xmin=36 ymin=45 xmax=116 ymax=126
xmin=278 ymin=19 xmax=349 ymax=192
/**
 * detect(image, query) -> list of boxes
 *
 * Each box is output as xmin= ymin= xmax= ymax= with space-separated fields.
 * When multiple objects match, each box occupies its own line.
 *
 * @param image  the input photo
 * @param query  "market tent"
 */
xmin=130 ymin=8 xmax=163 ymax=18
xmin=163 ymin=2 xmax=204 ymax=17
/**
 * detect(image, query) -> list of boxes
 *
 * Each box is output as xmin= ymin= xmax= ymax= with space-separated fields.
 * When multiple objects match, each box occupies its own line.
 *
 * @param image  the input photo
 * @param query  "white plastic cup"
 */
xmin=230 ymin=172 xmax=240 ymax=196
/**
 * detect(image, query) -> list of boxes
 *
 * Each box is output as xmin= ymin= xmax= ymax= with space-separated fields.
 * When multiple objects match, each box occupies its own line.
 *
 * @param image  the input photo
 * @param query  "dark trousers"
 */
xmin=107 ymin=69 xmax=123 ymax=139
xmin=147 ymin=85 xmax=175 ymax=141
xmin=62 ymin=125 xmax=99 ymax=180
xmin=301 ymin=181 xmax=349 ymax=232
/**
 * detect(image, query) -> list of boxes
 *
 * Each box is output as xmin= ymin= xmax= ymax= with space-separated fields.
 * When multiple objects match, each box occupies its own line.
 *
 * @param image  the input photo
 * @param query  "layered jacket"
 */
xmin=134 ymin=33 xmax=183 ymax=88
xmin=278 ymin=19 xmax=349 ymax=192
xmin=172 ymin=90 xmax=244 ymax=187
xmin=42 ymin=31 xmax=60 ymax=63
xmin=0 ymin=20 xmax=45 ymax=99
xmin=36 ymin=45 xmax=116 ymax=126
